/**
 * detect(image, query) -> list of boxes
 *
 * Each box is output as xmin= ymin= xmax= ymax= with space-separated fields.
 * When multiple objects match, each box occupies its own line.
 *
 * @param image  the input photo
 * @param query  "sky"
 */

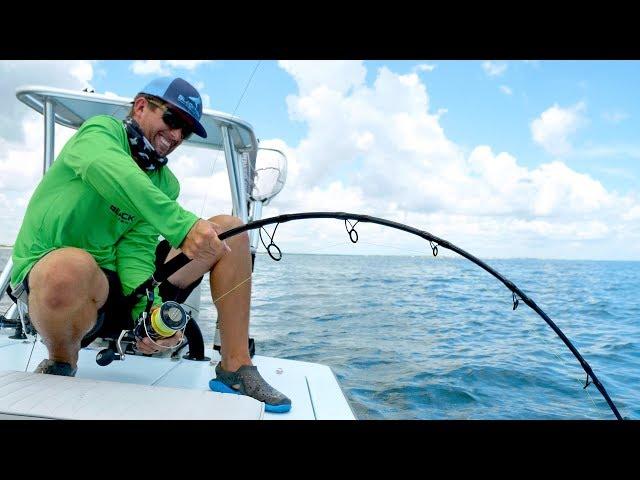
xmin=1 ymin=60 xmax=639 ymax=260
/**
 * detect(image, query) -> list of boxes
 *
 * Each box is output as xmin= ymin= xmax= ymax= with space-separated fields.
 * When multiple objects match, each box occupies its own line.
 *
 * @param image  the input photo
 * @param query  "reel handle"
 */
xmin=96 ymin=348 xmax=121 ymax=366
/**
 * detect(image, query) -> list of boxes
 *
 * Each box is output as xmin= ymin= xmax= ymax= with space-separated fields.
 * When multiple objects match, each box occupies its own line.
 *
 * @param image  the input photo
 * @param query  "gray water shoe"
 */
xmin=209 ymin=363 xmax=291 ymax=413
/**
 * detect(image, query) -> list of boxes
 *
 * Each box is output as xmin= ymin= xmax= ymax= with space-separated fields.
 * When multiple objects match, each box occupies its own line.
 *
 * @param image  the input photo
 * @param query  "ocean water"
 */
xmin=1 ymin=248 xmax=638 ymax=420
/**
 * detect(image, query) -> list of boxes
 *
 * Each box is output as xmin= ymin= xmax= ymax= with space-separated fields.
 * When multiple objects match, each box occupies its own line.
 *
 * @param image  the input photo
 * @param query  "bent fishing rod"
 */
xmin=129 ymin=211 xmax=624 ymax=420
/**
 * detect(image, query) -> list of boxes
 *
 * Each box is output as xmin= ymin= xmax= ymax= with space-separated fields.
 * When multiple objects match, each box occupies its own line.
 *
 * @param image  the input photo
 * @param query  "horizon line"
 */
xmin=0 ymin=246 xmax=637 ymax=262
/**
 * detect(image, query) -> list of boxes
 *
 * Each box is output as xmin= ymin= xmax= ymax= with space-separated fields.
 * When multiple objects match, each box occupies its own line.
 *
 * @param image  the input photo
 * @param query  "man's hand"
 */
xmin=135 ymin=330 xmax=184 ymax=355
xmin=181 ymin=219 xmax=231 ymax=263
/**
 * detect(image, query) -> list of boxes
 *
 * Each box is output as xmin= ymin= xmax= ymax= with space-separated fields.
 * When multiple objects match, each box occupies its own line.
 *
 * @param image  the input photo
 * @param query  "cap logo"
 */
xmin=177 ymin=94 xmax=200 ymax=118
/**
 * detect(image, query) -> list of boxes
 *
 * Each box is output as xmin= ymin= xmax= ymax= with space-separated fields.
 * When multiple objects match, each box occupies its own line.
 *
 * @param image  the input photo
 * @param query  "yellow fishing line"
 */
xmin=213 ymin=275 xmax=252 ymax=305
xmin=149 ymin=308 xmax=177 ymax=337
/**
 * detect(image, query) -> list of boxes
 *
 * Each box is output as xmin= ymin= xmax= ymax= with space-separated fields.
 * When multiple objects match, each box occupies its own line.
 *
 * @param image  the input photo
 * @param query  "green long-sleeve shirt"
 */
xmin=10 ymin=115 xmax=199 ymax=322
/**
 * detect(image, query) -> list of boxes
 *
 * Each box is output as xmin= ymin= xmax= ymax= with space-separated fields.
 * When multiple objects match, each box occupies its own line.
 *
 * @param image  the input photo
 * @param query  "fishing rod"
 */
xmin=129 ymin=211 xmax=624 ymax=420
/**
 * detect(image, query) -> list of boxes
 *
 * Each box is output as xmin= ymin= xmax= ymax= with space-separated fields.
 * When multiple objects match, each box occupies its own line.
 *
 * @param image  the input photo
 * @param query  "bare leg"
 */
xmin=166 ymin=215 xmax=252 ymax=372
xmin=27 ymin=247 xmax=109 ymax=368
xmin=167 ymin=215 xmax=291 ymax=411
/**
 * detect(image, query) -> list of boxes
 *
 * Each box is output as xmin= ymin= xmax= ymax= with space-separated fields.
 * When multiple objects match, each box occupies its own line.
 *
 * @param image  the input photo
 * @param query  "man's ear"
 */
xmin=132 ymin=97 xmax=147 ymax=118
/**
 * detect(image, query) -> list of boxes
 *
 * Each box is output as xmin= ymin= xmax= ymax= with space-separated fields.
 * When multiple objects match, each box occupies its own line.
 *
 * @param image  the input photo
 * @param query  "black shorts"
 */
xmin=16 ymin=240 xmax=203 ymax=347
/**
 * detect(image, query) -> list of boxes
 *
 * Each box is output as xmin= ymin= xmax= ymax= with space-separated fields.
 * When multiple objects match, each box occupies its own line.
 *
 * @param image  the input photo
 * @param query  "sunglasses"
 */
xmin=146 ymin=97 xmax=193 ymax=140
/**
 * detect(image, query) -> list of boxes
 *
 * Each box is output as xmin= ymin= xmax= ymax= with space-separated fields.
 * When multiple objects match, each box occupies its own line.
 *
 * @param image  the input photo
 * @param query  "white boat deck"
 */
xmin=0 ymin=335 xmax=355 ymax=420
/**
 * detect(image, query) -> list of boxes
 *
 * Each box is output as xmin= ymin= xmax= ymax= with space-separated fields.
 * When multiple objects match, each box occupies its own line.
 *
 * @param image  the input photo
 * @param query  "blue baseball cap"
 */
xmin=139 ymin=76 xmax=207 ymax=138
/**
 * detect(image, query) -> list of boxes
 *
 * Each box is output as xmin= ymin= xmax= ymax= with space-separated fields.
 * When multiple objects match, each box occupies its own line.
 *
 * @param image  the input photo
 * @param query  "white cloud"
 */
xmin=500 ymin=85 xmax=512 ymax=95
xmin=193 ymin=81 xmax=211 ymax=109
xmin=70 ymin=62 xmax=94 ymax=88
xmin=269 ymin=61 xmax=640 ymax=259
xmin=623 ymin=205 xmax=640 ymax=221
xmin=482 ymin=61 xmax=507 ymax=77
xmin=531 ymin=102 xmax=587 ymax=156
xmin=130 ymin=60 xmax=212 ymax=77
xmin=509 ymin=218 xmax=609 ymax=240
xmin=528 ymin=160 xmax=610 ymax=216
xmin=415 ymin=64 xmax=436 ymax=72
xmin=279 ymin=60 xmax=366 ymax=96
xmin=0 ymin=61 xmax=96 ymax=143
xmin=464 ymin=148 xmax=611 ymax=219
xmin=0 ymin=60 xmax=96 ymax=243
xmin=130 ymin=60 xmax=169 ymax=76
xmin=166 ymin=60 xmax=212 ymax=70
xmin=0 ymin=116 xmax=77 ymax=244
xmin=280 ymin=63 xmax=448 ymax=193
xmin=160 ymin=144 xmax=232 ymax=218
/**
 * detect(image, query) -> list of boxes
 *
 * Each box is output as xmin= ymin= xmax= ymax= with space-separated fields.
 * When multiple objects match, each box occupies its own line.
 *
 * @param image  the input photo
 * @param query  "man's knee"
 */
xmin=208 ymin=214 xmax=244 ymax=229
xmin=29 ymin=248 xmax=107 ymax=310
xmin=209 ymin=215 xmax=249 ymax=243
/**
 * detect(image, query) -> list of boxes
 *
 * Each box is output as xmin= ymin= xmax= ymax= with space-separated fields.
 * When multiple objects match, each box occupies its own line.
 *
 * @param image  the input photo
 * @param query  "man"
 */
xmin=9 ymin=76 xmax=291 ymax=413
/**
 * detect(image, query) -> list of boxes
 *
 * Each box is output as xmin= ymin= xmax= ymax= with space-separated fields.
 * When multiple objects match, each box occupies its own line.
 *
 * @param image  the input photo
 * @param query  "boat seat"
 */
xmin=0 ymin=370 xmax=264 ymax=420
